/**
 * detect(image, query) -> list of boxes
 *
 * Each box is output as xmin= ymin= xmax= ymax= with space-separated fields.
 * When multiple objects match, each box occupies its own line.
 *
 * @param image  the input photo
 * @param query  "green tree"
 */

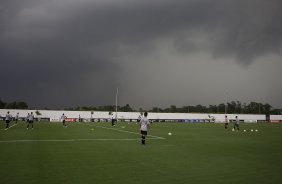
xmin=218 ymin=103 xmax=225 ymax=113
xmin=207 ymin=105 xmax=217 ymax=113
xmin=5 ymin=101 xmax=17 ymax=109
xmin=270 ymin=108 xmax=281 ymax=115
xmin=0 ymin=100 xmax=6 ymax=109
xmin=170 ymin=105 xmax=177 ymax=113
xmin=227 ymin=101 xmax=236 ymax=114
xmin=181 ymin=106 xmax=190 ymax=113
xmin=194 ymin=104 xmax=205 ymax=113
xmin=120 ymin=104 xmax=133 ymax=112
xmin=262 ymin=103 xmax=272 ymax=114
xmin=17 ymin=101 xmax=28 ymax=109
xmin=234 ymin=101 xmax=242 ymax=114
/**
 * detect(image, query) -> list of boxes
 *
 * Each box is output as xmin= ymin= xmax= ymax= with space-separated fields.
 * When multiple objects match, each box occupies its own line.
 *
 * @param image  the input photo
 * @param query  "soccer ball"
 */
xmin=168 ymin=132 xmax=172 ymax=135
xmin=255 ymin=129 xmax=258 ymax=132
xmin=251 ymin=129 xmax=253 ymax=132
xmin=243 ymin=130 xmax=246 ymax=132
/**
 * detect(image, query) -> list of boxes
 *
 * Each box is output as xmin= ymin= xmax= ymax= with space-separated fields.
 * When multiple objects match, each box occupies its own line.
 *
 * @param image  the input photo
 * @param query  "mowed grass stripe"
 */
xmin=0 ymin=121 xmax=163 ymax=141
xmin=80 ymin=122 xmax=166 ymax=140
xmin=0 ymin=138 xmax=141 ymax=143
xmin=1 ymin=121 xmax=18 ymax=130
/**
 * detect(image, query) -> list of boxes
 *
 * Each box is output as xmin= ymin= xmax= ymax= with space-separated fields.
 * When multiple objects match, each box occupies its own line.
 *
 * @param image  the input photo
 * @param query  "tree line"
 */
xmin=64 ymin=101 xmax=281 ymax=115
xmin=1 ymin=99 xmax=281 ymax=115
xmin=0 ymin=100 xmax=28 ymax=109
xmin=149 ymin=101 xmax=280 ymax=115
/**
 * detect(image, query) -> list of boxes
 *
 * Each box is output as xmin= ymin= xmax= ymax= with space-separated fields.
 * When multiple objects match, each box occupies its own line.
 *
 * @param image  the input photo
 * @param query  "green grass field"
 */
xmin=1 ymin=121 xmax=282 ymax=184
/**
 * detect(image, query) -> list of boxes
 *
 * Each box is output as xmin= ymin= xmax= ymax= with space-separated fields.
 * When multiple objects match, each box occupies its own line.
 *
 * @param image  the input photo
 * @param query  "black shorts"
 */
xmin=6 ymin=120 xmax=10 ymax=124
xmin=141 ymin=130 xmax=147 ymax=135
xmin=29 ymin=120 xmax=33 ymax=123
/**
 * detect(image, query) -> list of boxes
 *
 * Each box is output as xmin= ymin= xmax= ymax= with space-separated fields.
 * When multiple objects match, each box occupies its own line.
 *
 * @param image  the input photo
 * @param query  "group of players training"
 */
xmin=3 ymin=111 xmax=34 ymax=130
xmin=4 ymin=111 xmax=240 ymax=144
xmin=60 ymin=112 xmax=151 ymax=145
xmin=224 ymin=115 xmax=240 ymax=131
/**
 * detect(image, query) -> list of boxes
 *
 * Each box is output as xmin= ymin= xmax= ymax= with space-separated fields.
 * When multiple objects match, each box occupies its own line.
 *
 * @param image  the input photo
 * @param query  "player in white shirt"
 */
xmin=234 ymin=116 xmax=240 ymax=131
xmin=139 ymin=112 xmax=150 ymax=145
xmin=5 ymin=111 xmax=12 ymax=129
xmin=78 ymin=114 xmax=81 ymax=122
xmin=15 ymin=112 xmax=19 ymax=124
xmin=224 ymin=115 xmax=228 ymax=129
xmin=27 ymin=112 xmax=34 ymax=129
xmin=61 ymin=113 xmax=67 ymax=127
xmin=111 ymin=114 xmax=116 ymax=126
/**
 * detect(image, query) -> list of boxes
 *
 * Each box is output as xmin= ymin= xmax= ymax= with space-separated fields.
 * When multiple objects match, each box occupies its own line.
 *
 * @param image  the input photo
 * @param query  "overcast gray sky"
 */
xmin=1 ymin=0 xmax=282 ymax=109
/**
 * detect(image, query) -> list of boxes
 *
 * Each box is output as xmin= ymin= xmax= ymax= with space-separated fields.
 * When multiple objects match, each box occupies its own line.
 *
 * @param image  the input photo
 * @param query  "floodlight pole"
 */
xmin=225 ymin=91 xmax=228 ymax=114
xmin=115 ymin=88 xmax=118 ymax=120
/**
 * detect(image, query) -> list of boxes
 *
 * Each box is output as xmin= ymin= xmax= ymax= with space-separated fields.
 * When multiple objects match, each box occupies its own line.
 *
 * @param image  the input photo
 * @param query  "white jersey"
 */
xmin=61 ymin=115 xmax=67 ymax=120
xmin=236 ymin=117 xmax=239 ymax=124
xmin=140 ymin=117 xmax=150 ymax=131
xmin=225 ymin=116 xmax=228 ymax=123
xmin=29 ymin=114 xmax=34 ymax=121
xmin=5 ymin=113 xmax=12 ymax=121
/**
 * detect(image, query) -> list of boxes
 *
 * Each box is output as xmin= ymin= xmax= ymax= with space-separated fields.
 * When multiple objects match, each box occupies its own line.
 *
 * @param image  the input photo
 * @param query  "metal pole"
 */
xmin=115 ymin=88 xmax=118 ymax=119
xmin=225 ymin=92 xmax=228 ymax=114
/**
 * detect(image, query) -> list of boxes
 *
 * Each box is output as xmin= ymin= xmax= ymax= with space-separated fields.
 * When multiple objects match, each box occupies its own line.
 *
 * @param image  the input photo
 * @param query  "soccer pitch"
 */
xmin=1 ymin=121 xmax=282 ymax=184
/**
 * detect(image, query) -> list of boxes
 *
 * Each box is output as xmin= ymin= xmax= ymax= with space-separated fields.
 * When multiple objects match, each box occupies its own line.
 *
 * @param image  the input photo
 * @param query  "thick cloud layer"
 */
xmin=1 ymin=0 xmax=282 ymax=109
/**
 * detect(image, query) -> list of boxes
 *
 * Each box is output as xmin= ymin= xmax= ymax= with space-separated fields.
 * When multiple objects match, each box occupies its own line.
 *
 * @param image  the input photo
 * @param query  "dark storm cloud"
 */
xmin=1 ymin=0 xmax=282 ymax=108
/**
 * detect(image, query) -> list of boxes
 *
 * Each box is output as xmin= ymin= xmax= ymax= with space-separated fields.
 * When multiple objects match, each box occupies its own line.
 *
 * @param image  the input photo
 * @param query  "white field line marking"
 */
xmin=82 ymin=123 xmax=166 ymax=140
xmin=0 ymin=123 xmax=165 ymax=143
xmin=0 ymin=137 xmax=161 ymax=143
xmin=3 ymin=123 xmax=18 ymax=130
